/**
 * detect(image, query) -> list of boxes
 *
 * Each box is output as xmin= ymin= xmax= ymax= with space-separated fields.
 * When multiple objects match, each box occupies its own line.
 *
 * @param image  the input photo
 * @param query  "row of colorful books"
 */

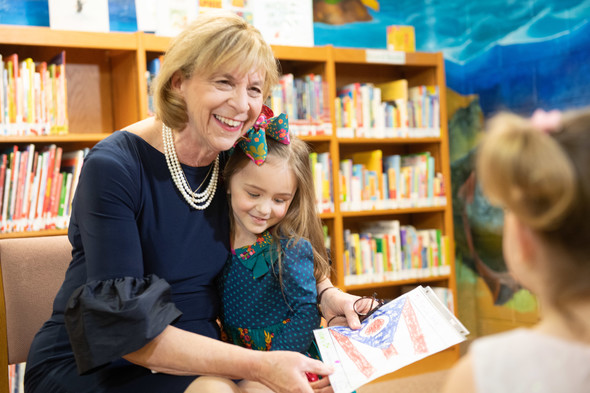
xmin=7 ymin=362 xmax=24 ymax=393
xmin=0 ymin=51 xmax=68 ymax=136
xmin=0 ymin=144 xmax=87 ymax=234
xmin=339 ymin=149 xmax=446 ymax=212
xmin=343 ymin=221 xmax=451 ymax=286
xmin=269 ymin=73 xmax=332 ymax=137
xmin=310 ymin=151 xmax=334 ymax=213
xmin=335 ymin=79 xmax=440 ymax=139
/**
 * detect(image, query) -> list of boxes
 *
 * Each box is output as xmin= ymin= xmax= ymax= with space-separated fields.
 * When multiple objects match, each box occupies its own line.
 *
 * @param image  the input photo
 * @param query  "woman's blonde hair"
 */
xmin=153 ymin=11 xmax=280 ymax=130
xmin=476 ymin=108 xmax=590 ymax=318
xmin=224 ymin=136 xmax=332 ymax=283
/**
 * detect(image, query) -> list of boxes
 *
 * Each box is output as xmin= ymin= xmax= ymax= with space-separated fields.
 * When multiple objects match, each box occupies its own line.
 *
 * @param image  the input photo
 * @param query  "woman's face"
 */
xmin=178 ymin=67 xmax=265 ymax=153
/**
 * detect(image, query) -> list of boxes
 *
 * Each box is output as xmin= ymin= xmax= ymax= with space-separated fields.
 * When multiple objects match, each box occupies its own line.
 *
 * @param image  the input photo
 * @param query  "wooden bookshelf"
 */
xmin=0 ymin=27 xmax=458 ymax=375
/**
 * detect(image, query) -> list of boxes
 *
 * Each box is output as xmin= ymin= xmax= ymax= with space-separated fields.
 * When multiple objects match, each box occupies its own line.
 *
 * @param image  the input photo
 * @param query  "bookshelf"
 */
xmin=0 ymin=25 xmax=457 ymax=377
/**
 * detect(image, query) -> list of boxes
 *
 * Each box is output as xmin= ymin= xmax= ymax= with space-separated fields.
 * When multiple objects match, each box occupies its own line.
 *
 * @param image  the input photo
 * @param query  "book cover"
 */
xmin=61 ymin=149 xmax=86 ymax=215
xmin=48 ymin=0 xmax=110 ymax=32
xmin=0 ymin=1 xmax=50 ymax=27
xmin=350 ymin=150 xmax=383 ymax=202
xmin=375 ymin=79 xmax=408 ymax=102
xmin=386 ymin=25 xmax=416 ymax=52
xmin=252 ymin=0 xmax=314 ymax=47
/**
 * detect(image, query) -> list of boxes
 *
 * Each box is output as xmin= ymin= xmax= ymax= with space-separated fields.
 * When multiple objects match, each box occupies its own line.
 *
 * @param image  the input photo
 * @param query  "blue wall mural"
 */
xmin=314 ymin=0 xmax=590 ymax=116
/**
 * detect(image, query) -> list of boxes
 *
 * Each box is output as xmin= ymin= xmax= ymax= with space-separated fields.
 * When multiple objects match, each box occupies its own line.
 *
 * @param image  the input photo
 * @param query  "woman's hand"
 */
xmin=310 ymin=375 xmax=334 ymax=393
xmin=253 ymin=350 xmax=333 ymax=393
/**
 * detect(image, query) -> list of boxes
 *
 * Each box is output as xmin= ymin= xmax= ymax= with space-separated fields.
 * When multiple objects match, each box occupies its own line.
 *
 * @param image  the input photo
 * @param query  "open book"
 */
xmin=313 ymin=286 xmax=469 ymax=393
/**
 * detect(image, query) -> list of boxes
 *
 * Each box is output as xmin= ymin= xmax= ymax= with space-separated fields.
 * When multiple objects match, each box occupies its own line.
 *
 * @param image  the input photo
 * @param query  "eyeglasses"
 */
xmin=327 ymin=292 xmax=386 ymax=327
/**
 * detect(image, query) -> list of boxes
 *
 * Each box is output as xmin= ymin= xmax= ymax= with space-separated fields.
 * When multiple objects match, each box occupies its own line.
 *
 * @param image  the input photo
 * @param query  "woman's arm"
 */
xmin=124 ymin=326 xmax=333 ymax=393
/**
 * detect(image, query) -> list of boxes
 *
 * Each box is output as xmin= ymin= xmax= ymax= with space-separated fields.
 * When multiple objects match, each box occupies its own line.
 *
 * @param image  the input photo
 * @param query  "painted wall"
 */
xmin=314 ymin=0 xmax=590 ymax=337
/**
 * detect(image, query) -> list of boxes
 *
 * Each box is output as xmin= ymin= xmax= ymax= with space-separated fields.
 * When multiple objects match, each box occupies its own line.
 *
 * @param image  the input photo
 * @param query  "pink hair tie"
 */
xmin=530 ymin=108 xmax=562 ymax=133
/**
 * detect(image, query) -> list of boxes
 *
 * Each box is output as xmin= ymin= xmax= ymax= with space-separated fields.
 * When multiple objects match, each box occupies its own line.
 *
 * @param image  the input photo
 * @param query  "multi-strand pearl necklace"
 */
xmin=162 ymin=124 xmax=219 ymax=210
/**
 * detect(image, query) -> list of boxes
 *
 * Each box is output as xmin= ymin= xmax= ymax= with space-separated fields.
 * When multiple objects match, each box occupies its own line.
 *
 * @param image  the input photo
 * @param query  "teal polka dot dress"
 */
xmin=218 ymin=231 xmax=320 ymax=353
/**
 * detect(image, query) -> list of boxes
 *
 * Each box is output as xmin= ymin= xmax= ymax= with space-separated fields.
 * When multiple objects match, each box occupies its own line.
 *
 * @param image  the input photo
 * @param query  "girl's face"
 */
xmin=177 ymin=67 xmax=265 ymax=153
xmin=229 ymin=156 xmax=297 ymax=248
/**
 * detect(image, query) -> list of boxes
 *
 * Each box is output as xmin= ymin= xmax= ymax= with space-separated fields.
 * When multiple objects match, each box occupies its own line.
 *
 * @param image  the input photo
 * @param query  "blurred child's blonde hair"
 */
xmin=477 ymin=108 xmax=590 ymax=318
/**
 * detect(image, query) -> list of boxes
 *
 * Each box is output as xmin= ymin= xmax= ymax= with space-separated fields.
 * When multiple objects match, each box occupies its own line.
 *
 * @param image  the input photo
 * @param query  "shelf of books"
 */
xmin=330 ymin=47 xmax=457 ymax=378
xmin=0 ymin=26 xmax=139 ymax=238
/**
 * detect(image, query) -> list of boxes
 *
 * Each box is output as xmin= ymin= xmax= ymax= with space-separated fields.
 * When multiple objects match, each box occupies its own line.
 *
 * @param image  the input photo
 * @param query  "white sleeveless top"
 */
xmin=471 ymin=328 xmax=590 ymax=393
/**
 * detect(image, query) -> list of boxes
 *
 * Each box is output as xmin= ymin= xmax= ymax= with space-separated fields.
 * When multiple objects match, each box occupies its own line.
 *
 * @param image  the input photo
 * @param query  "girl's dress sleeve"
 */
xmin=63 ymin=141 xmax=182 ymax=375
xmin=270 ymin=239 xmax=320 ymax=352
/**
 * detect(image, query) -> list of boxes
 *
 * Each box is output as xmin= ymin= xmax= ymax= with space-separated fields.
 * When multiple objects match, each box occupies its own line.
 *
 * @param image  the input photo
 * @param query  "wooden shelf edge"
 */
xmin=332 ymin=47 xmax=440 ymax=66
xmin=344 ymin=274 xmax=451 ymax=291
xmin=338 ymin=137 xmax=441 ymax=144
xmin=0 ymin=25 xmax=136 ymax=50
xmin=0 ymin=229 xmax=67 ymax=239
xmin=0 ymin=133 xmax=111 ymax=144
xmin=272 ymin=45 xmax=330 ymax=61
xmin=341 ymin=205 xmax=447 ymax=217
xmin=142 ymin=33 xmax=172 ymax=52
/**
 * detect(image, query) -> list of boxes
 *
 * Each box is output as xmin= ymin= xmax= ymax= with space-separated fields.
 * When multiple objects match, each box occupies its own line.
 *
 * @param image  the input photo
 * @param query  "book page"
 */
xmin=313 ymin=286 xmax=469 ymax=393
xmin=48 ymin=0 xmax=109 ymax=32
xmin=251 ymin=0 xmax=314 ymax=47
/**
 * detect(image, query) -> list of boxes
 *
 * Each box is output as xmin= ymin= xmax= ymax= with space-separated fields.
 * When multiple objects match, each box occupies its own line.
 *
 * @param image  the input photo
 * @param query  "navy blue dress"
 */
xmin=25 ymin=131 xmax=231 ymax=393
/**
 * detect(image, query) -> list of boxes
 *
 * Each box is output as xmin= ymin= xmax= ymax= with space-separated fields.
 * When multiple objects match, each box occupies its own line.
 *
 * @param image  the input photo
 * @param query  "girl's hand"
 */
xmin=253 ymin=350 xmax=333 ymax=393
xmin=320 ymin=286 xmax=377 ymax=330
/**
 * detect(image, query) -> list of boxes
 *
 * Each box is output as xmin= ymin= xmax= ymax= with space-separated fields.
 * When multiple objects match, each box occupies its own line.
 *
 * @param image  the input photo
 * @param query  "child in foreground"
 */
xmin=443 ymin=108 xmax=590 ymax=393
xmin=218 ymin=106 xmax=332 ymax=390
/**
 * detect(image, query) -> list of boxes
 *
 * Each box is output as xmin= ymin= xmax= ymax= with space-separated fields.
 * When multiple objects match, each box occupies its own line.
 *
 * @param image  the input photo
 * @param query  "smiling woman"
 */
xmin=24 ymin=10 xmax=365 ymax=393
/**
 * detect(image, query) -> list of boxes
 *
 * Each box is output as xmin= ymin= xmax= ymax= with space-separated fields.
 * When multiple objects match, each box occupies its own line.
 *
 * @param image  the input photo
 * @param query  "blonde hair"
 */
xmin=224 ymin=136 xmax=331 ymax=283
xmin=476 ymin=108 xmax=590 ymax=318
xmin=153 ymin=11 xmax=280 ymax=130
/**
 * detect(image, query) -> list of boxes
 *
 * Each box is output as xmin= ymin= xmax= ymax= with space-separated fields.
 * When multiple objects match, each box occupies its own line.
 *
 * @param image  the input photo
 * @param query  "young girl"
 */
xmin=443 ymin=107 xmax=590 ymax=393
xmin=218 ymin=106 xmax=331 ymax=358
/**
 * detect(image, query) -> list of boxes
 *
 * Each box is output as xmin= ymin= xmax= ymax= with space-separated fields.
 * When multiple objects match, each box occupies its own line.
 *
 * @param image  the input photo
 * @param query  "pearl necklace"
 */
xmin=162 ymin=124 xmax=219 ymax=210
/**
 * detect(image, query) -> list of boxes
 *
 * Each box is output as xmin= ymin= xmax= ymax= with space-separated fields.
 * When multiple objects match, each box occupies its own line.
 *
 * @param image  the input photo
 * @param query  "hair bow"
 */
xmin=530 ymin=108 xmax=562 ymax=134
xmin=236 ymin=105 xmax=290 ymax=165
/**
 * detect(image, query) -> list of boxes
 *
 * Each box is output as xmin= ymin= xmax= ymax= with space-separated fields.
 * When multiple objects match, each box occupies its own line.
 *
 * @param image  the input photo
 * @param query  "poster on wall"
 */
xmin=48 ymin=0 xmax=110 ymax=32
xmin=135 ymin=0 xmax=157 ymax=32
xmin=153 ymin=0 xmax=197 ymax=36
xmin=252 ymin=0 xmax=314 ymax=47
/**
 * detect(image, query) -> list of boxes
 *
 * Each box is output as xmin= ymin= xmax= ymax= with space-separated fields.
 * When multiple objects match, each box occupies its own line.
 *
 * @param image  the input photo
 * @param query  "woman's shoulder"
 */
xmin=85 ymin=131 xmax=151 ymax=168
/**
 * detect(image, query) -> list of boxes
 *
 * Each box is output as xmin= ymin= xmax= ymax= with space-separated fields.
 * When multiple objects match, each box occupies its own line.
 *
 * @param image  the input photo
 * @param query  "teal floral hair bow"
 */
xmin=237 ymin=105 xmax=290 ymax=166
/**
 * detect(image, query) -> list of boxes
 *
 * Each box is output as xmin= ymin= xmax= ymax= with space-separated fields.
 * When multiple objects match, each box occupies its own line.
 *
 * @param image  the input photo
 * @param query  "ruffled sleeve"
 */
xmin=64 ymin=274 xmax=182 ymax=375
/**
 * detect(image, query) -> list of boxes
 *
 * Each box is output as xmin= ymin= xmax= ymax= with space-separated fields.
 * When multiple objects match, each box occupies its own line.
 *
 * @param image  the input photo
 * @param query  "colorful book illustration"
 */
xmin=314 ymin=286 xmax=469 ymax=393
